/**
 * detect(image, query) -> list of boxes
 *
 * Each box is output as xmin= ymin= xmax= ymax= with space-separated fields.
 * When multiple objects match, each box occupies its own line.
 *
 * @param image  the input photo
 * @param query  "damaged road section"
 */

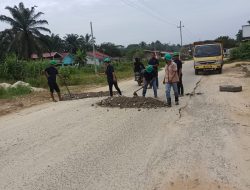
xmin=97 ymin=96 xmax=166 ymax=109
xmin=62 ymin=91 xmax=117 ymax=101
xmin=178 ymin=78 xmax=202 ymax=118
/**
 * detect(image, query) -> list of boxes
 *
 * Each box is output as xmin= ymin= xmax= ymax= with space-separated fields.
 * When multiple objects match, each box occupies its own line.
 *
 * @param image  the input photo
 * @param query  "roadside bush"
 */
xmin=0 ymin=86 xmax=32 ymax=99
xmin=230 ymin=41 xmax=250 ymax=60
xmin=0 ymin=55 xmax=25 ymax=80
xmin=0 ymin=55 xmax=49 ymax=81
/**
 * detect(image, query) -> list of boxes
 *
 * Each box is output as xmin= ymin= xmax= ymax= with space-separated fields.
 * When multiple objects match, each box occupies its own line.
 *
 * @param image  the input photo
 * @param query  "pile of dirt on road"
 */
xmin=97 ymin=96 xmax=166 ymax=109
xmin=62 ymin=91 xmax=117 ymax=101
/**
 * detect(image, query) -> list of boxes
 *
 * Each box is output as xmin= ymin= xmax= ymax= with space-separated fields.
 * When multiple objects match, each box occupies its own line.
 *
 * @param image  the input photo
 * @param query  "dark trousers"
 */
xmin=177 ymin=74 xmax=184 ymax=95
xmin=108 ymin=80 xmax=122 ymax=96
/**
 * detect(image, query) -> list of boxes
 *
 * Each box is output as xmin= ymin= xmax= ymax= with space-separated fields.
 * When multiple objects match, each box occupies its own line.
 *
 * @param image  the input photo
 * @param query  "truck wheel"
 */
xmin=218 ymin=68 xmax=222 ymax=74
xmin=195 ymin=69 xmax=198 ymax=75
xmin=219 ymin=85 xmax=242 ymax=92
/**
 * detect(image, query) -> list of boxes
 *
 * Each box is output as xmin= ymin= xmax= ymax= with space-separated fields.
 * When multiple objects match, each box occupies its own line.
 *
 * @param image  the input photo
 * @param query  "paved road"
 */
xmin=2 ymin=61 xmax=240 ymax=190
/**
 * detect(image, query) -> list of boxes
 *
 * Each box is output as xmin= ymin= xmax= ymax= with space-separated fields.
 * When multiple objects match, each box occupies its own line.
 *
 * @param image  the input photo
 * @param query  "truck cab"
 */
xmin=193 ymin=42 xmax=223 ymax=75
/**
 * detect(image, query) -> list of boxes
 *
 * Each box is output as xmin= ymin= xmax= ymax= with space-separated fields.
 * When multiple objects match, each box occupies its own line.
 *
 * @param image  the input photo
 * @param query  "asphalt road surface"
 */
xmin=1 ymin=61 xmax=249 ymax=190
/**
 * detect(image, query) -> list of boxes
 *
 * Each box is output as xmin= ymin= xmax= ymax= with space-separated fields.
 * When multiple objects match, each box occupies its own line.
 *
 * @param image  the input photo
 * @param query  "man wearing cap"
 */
xmin=104 ymin=57 xmax=122 ymax=97
xmin=163 ymin=53 xmax=179 ymax=107
xmin=173 ymin=52 xmax=184 ymax=96
xmin=148 ymin=53 xmax=159 ymax=88
xmin=44 ymin=60 xmax=62 ymax=102
xmin=142 ymin=65 xmax=157 ymax=98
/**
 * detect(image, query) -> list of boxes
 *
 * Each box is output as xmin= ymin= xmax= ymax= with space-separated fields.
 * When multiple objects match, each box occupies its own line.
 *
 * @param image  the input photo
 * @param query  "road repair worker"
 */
xmin=134 ymin=57 xmax=145 ymax=73
xmin=142 ymin=65 xmax=157 ymax=98
xmin=104 ymin=57 xmax=122 ymax=97
xmin=44 ymin=60 xmax=62 ymax=102
xmin=163 ymin=53 xmax=179 ymax=107
xmin=173 ymin=52 xmax=184 ymax=96
xmin=148 ymin=53 xmax=159 ymax=88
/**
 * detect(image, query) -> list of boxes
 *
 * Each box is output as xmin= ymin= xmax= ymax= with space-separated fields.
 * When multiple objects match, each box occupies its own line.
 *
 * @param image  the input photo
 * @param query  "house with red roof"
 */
xmin=31 ymin=52 xmax=63 ymax=60
xmin=86 ymin=51 xmax=110 ymax=65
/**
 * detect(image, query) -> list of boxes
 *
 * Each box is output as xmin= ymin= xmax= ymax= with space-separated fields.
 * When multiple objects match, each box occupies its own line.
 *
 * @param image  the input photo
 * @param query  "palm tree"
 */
xmin=64 ymin=34 xmax=81 ymax=54
xmin=75 ymin=49 xmax=87 ymax=68
xmin=0 ymin=2 xmax=51 ymax=59
xmin=43 ymin=33 xmax=65 ymax=53
xmin=82 ymin=33 xmax=92 ymax=51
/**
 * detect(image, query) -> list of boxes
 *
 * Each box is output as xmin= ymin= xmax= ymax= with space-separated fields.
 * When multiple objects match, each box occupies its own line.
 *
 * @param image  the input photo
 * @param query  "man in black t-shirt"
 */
xmin=45 ymin=60 xmax=62 ymax=102
xmin=134 ymin=58 xmax=145 ymax=73
xmin=148 ymin=53 xmax=159 ymax=88
xmin=104 ymin=57 xmax=122 ymax=97
xmin=173 ymin=52 xmax=184 ymax=96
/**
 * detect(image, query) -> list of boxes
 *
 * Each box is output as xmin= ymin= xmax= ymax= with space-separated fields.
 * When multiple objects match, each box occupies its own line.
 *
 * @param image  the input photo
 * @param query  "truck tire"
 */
xmin=218 ymin=68 xmax=222 ymax=74
xmin=219 ymin=85 xmax=242 ymax=92
xmin=195 ymin=69 xmax=198 ymax=75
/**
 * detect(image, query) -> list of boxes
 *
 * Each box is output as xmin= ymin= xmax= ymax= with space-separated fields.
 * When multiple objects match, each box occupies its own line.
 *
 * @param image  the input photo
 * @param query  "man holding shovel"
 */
xmin=142 ymin=65 xmax=157 ymax=98
xmin=44 ymin=60 xmax=62 ymax=102
xmin=163 ymin=53 xmax=179 ymax=107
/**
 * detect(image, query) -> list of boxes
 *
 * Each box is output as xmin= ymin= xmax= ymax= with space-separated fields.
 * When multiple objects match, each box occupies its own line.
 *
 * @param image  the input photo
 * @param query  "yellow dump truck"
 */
xmin=193 ymin=41 xmax=224 ymax=75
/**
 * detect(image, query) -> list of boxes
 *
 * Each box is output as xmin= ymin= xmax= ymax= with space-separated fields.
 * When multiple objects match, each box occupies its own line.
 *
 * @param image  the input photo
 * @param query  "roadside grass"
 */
xmin=0 ymin=86 xmax=32 ymax=99
xmin=0 ymin=60 xmax=165 ymax=98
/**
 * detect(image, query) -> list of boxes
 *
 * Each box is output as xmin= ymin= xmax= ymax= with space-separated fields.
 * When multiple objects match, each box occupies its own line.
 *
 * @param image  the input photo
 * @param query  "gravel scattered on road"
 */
xmin=62 ymin=91 xmax=117 ymax=101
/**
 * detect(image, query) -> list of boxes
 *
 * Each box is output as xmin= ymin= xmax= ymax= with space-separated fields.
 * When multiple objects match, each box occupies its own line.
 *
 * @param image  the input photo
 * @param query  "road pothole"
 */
xmin=62 ymin=91 xmax=117 ymax=101
xmin=97 ymin=96 xmax=166 ymax=109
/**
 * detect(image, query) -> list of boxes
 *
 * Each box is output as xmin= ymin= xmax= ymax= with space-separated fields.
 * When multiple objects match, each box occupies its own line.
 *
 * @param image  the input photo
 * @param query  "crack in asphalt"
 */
xmin=178 ymin=78 xmax=202 ymax=119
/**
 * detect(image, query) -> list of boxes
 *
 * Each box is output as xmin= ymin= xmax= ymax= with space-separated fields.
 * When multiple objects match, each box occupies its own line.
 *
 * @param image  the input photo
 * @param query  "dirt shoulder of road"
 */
xmin=0 ymin=84 xmax=102 ymax=117
xmin=0 ymin=76 xmax=133 ymax=117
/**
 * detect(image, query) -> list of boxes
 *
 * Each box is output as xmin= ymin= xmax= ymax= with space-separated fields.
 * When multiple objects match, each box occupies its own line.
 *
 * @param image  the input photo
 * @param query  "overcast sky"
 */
xmin=0 ymin=0 xmax=249 ymax=46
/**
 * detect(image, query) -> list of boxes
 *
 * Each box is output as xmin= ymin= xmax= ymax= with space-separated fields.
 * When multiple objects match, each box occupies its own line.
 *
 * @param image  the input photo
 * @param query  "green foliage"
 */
xmin=0 ymin=54 xmax=24 ymax=80
xmin=0 ymin=2 xmax=51 ymax=59
xmin=75 ymin=49 xmax=87 ymax=67
xmin=215 ymin=36 xmax=236 ymax=49
xmin=230 ymin=41 xmax=250 ymax=60
xmin=0 ymin=55 xmax=49 ymax=81
xmin=98 ymin=42 xmax=122 ymax=57
xmin=0 ymin=85 xmax=32 ymax=99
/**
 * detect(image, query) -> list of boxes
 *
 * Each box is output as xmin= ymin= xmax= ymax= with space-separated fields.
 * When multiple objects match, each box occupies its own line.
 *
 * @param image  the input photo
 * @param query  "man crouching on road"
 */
xmin=142 ymin=65 xmax=157 ymax=98
xmin=163 ymin=53 xmax=179 ymax=107
xmin=45 ymin=60 xmax=62 ymax=102
xmin=104 ymin=57 xmax=122 ymax=97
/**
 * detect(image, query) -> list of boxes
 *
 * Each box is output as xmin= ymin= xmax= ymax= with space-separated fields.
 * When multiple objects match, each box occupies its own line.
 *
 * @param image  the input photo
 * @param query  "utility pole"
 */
xmin=90 ymin=22 xmax=97 ymax=74
xmin=177 ymin=21 xmax=184 ymax=47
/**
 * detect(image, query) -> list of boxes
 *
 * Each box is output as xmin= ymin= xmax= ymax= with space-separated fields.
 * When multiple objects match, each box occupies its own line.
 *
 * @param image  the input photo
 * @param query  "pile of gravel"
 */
xmin=97 ymin=96 xmax=166 ymax=109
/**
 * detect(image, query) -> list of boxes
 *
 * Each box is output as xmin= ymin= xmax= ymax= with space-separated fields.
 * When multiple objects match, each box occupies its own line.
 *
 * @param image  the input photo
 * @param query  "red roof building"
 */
xmin=87 ymin=51 xmax=110 ymax=60
xmin=31 ymin=52 xmax=63 ymax=59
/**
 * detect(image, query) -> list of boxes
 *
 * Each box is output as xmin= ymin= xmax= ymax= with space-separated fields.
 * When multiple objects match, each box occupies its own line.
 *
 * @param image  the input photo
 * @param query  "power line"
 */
xmin=184 ymin=25 xmax=200 ymax=41
xmin=120 ymin=0 xmax=199 ymax=45
xmin=120 ymin=0 xmax=177 ymax=27
xmin=136 ymin=0 xmax=179 ymax=24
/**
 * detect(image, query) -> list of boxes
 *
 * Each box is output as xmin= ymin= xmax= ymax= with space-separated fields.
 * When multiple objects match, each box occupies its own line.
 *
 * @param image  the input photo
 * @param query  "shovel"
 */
xmin=133 ymin=78 xmax=154 ymax=97
xmin=59 ymin=76 xmax=73 ymax=98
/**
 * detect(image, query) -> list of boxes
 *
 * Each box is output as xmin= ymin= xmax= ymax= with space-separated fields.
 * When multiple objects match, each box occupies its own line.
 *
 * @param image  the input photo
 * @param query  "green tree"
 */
xmin=43 ymin=34 xmax=65 ymax=52
xmin=75 ymin=49 xmax=87 ymax=67
xmin=236 ymin=30 xmax=243 ymax=42
xmin=0 ymin=2 xmax=51 ymax=59
xmin=82 ymin=33 xmax=92 ymax=51
xmin=215 ymin=36 xmax=236 ymax=49
xmin=98 ymin=42 xmax=122 ymax=57
xmin=64 ymin=34 xmax=81 ymax=54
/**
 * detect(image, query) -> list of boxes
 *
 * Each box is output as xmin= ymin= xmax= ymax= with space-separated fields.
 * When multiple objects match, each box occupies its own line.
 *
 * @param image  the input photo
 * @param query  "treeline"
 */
xmin=0 ymin=2 xmax=180 ymax=62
